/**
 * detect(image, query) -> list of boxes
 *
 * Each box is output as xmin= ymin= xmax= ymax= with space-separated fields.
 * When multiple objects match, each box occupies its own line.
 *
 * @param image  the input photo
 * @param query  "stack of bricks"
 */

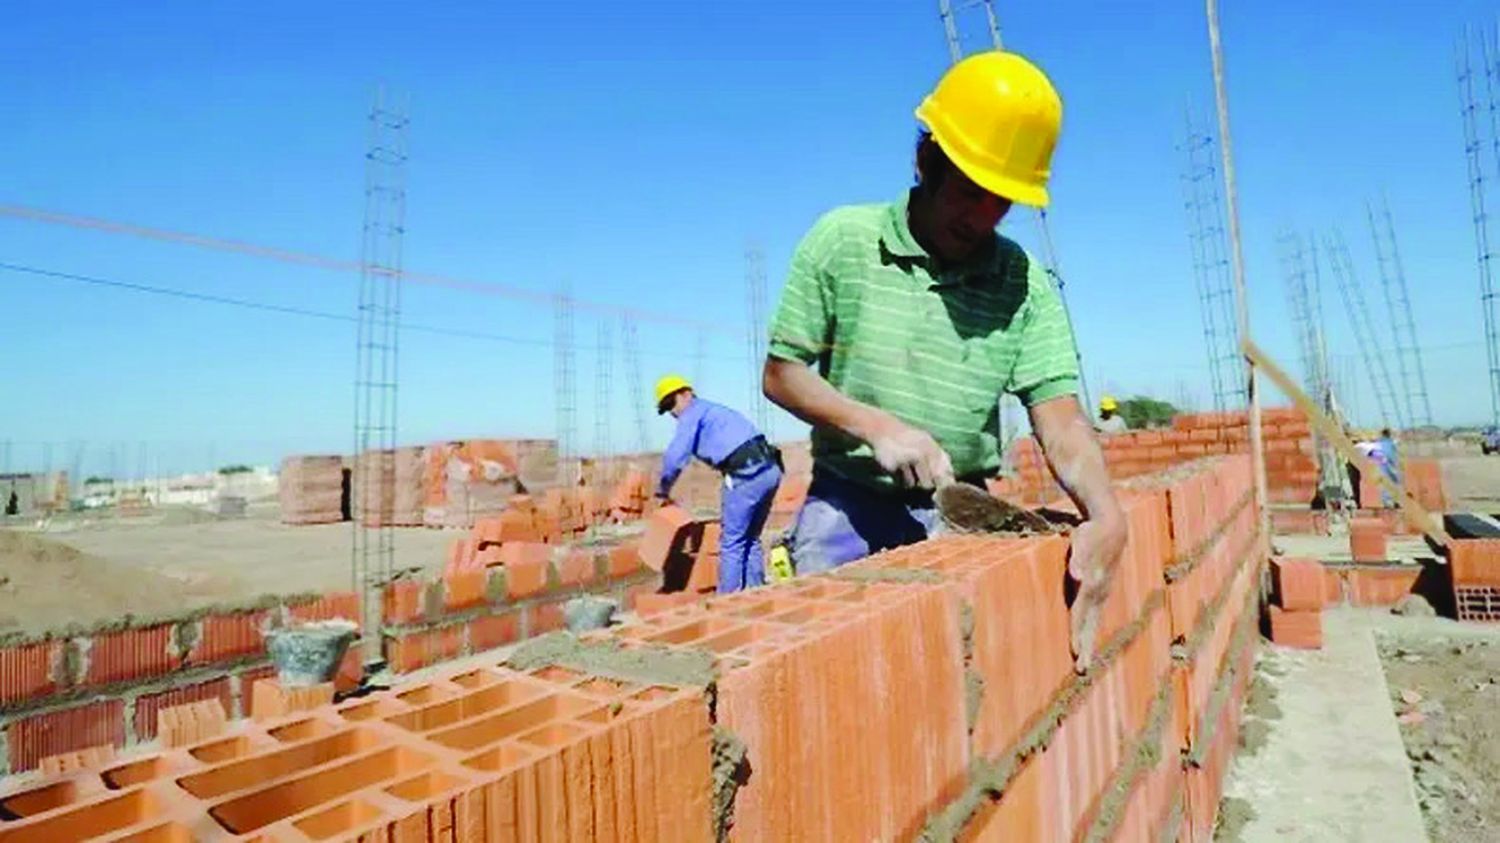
xmin=353 ymin=446 xmax=427 ymax=527
xmin=277 ymin=455 xmax=346 ymax=525
xmin=0 ymin=455 xmax=1269 ymax=840
xmin=420 ymin=439 xmax=559 ymax=528
xmin=0 ymin=592 xmax=362 ymax=775
xmin=1450 ymin=539 xmax=1500 ymax=623
xmin=1003 ymin=406 xmax=1314 ymax=507
xmin=1267 ymin=557 xmax=1325 ymax=649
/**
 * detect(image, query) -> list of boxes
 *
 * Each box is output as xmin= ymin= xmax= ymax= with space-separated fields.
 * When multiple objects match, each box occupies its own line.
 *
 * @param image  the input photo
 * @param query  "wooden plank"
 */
xmin=1242 ymin=338 xmax=1450 ymax=546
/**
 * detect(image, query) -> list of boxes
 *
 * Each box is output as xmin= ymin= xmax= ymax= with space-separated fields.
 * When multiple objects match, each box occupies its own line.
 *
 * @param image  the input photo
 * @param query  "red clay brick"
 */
xmin=134 ymin=677 xmax=232 ymax=742
xmin=1451 ymin=539 xmax=1500 ymax=587
xmin=84 ymin=625 xmax=177 ymax=686
xmin=529 ymin=600 xmax=567 ymax=636
xmin=608 ymin=543 xmax=645 ymax=578
xmin=287 ymin=591 xmax=361 ymax=629
xmin=468 ymin=612 xmax=519 ymax=652
xmin=557 ymin=549 xmax=595 ymax=587
xmin=6 ymin=699 xmax=125 ymax=772
xmin=383 ymin=578 xmax=425 ymax=625
xmin=640 ymin=505 xmax=695 ymax=572
xmin=250 ymin=679 xmax=334 ymax=721
xmin=1345 ymin=567 xmax=1420 ymax=607
xmin=443 ymin=569 xmax=487 ymax=611
xmin=188 ymin=611 xmax=267 ymax=666
xmin=37 ymin=743 xmax=117 ymax=777
xmin=634 ymin=591 xmax=702 ymax=618
xmin=500 ymin=543 xmax=553 ymax=599
xmin=1268 ymin=606 xmax=1322 ymax=649
xmin=473 ymin=510 xmax=536 ymax=546
xmin=0 ymin=640 xmax=59 ymax=705
xmin=1349 ymin=517 xmax=1387 ymax=563
xmin=1271 ymin=557 xmax=1326 ymax=611
xmin=715 ymin=580 xmax=968 ymax=841
xmin=155 ymin=698 xmax=228 ymax=748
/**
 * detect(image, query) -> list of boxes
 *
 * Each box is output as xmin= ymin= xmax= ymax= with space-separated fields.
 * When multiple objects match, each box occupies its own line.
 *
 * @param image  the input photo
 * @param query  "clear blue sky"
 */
xmin=2 ymin=0 xmax=1495 ymax=477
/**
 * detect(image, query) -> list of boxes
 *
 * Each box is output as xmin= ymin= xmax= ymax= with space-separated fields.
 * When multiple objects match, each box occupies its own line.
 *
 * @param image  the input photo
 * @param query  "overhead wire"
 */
xmin=0 ymin=261 xmax=750 ymax=361
xmin=0 ymin=202 xmax=719 ymax=331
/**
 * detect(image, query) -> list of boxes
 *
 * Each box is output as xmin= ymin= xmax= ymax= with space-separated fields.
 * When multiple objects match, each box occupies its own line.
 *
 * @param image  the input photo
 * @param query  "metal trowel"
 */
xmin=934 ymin=481 xmax=1056 ymax=534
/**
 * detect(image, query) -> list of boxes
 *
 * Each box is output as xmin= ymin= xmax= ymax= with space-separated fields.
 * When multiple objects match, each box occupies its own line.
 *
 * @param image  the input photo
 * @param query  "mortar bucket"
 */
xmin=266 ymin=620 xmax=357 ymax=687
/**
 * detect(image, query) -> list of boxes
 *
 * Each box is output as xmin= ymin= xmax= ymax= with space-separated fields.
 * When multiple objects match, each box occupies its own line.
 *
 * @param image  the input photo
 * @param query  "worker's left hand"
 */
xmin=1066 ymin=512 xmax=1127 ymax=674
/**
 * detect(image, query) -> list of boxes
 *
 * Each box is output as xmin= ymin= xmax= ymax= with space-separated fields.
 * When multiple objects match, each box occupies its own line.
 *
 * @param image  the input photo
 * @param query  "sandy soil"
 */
xmin=1438 ymin=455 xmax=1500 ymax=513
xmin=1379 ymin=629 xmax=1500 ymax=842
xmin=0 ymin=502 xmax=455 ymax=637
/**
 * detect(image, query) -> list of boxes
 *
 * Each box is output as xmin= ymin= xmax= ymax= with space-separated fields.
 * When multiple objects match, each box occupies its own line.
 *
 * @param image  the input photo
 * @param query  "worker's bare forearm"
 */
xmin=762 ymin=357 xmax=896 ymax=442
xmin=1029 ymin=396 xmax=1122 ymax=524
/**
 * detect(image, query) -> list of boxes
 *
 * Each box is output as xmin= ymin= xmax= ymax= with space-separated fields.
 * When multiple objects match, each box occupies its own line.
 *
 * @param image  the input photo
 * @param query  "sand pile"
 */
xmin=0 ymin=529 xmax=200 ymax=637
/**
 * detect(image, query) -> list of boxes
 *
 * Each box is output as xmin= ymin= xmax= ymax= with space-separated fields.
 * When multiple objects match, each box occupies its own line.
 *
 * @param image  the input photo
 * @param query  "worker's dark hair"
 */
xmin=1380 ymin=427 xmax=1392 ymax=438
xmin=915 ymin=131 xmax=957 ymax=193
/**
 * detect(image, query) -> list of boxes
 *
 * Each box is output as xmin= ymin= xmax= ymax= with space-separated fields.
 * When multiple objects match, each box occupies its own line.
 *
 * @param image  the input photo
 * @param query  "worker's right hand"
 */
xmin=867 ymin=417 xmax=954 ymax=489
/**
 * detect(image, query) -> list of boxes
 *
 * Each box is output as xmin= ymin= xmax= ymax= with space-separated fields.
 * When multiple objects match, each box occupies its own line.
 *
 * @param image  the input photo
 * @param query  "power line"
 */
xmin=0 ymin=260 xmax=749 ymax=361
xmin=0 ymin=202 xmax=718 ymax=330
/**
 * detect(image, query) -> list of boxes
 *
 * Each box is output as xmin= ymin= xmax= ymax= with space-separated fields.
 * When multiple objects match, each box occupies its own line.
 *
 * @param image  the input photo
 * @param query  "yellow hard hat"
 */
xmin=653 ymin=374 xmax=692 ymax=413
xmin=1099 ymin=395 xmax=1118 ymax=412
xmin=915 ymin=51 xmax=1062 ymax=208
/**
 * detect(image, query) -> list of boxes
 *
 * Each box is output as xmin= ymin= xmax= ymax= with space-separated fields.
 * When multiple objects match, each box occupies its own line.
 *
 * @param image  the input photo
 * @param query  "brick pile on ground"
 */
xmin=277 ymin=455 xmax=345 ymax=525
xmin=0 ymin=455 xmax=1268 ymax=841
xmin=353 ymin=446 xmax=427 ymax=527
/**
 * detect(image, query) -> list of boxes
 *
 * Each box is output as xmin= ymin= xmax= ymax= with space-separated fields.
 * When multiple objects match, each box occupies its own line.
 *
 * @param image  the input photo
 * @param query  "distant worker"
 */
xmin=1096 ymin=396 xmax=1128 ymax=434
xmin=654 ymin=375 xmax=783 ymax=593
xmin=1375 ymin=427 xmax=1401 ymax=506
xmin=762 ymin=51 xmax=1125 ymax=671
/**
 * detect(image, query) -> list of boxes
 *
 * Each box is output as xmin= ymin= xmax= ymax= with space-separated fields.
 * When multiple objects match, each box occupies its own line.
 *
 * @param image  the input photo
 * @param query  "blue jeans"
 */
xmin=788 ymin=471 xmax=942 ymax=574
xmin=718 ymin=460 xmax=783 ymax=592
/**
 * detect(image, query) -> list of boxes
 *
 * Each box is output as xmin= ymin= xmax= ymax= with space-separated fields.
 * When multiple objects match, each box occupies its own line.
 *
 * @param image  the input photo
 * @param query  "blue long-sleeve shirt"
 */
xmin=657 ymin=398 xmax=762 ymax=497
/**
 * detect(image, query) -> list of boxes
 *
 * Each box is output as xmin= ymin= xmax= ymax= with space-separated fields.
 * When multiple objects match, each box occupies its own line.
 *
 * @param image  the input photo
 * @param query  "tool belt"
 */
xmin=719 ymin=436 xmax=779 ymax=474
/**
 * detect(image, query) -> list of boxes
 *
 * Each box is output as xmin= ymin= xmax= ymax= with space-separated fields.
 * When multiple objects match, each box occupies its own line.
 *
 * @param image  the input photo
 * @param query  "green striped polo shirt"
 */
xmin=768 ymin=190 xmax=1081 ymax=489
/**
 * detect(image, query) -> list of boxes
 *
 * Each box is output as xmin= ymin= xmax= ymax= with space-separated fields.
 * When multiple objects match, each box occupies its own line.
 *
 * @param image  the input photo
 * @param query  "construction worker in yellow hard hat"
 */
xmin=762 ymin=51 xmax=1124 ymax=672
xmin=1097 ymin=395 xmax=1127 ymax=434
xmin=653 ymin=375 xmax=783 ymax=593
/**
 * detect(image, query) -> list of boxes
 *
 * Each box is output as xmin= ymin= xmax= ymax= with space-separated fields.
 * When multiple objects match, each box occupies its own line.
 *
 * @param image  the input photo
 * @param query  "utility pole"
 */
xmin=1205 ymin=0 xmax=1269 ymax=553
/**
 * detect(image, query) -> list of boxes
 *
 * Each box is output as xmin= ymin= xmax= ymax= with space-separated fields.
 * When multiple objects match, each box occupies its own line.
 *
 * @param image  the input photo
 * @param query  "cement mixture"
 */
xmin=1378 ymin=627 xmax=1500 ymax=842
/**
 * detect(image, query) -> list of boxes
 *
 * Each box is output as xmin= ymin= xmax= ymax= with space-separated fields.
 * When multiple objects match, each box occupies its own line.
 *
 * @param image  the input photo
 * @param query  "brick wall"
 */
xmin=0 ymin=455 xmax=1268 ymax=841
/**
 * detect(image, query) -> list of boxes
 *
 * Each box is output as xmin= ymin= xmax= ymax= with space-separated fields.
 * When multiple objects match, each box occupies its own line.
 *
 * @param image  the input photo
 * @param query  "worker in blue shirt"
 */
xmin=654 ymin=374 xmax=783 ymax=592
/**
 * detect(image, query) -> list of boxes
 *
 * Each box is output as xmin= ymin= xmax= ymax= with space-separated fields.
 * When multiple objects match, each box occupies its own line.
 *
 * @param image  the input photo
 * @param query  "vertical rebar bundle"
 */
xmin=744 ymin=243 xmax=771 ymax=435
xmin=594 ymin=320 xmax=613 ymax=477
xmin=553 ymin=283 xmax=578 ymax=486
xmin=1458 ymin=26 xmax=1500 ymax=428
xmin=1179 ymin=107 xmax=1245 ymax=412
xmin=1324 ymin=230 xmax=1404 ymax=431
xmin=937 ymin=0 xmax=1003 ymax=61
xmin=621 ymin=316 xmax=649 ymax=454
xmin=352 ymin=86 xmax=407 ymax=617
xmin=1367 ymin=195 xmax=1433 ymax=428
xmin=1277 ymin=230 xmax=1328 ymax=404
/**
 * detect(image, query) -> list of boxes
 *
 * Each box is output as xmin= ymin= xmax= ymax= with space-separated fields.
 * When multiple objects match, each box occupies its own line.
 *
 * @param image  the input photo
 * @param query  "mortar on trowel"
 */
xmin=265 ymin=619 xmax=358 ymax=687
xmin=935 ymin=482 xmax=1059 ymax=534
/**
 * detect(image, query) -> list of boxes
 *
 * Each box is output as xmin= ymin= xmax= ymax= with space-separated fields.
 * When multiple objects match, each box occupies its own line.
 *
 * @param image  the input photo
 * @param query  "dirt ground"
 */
xmin=0 ymin=501 xmax=454 ymax=637
xmin=1438 ymin=454 xmax=1500 ymax=512
xmin=1378 ymin=630 xmax=1500 ymax=842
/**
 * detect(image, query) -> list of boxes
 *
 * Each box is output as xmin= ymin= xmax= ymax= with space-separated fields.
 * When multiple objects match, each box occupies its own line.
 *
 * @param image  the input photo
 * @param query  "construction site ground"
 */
xmin=0 ymin=501 xmax=454 ymax=636
xmin=1219 ymin=608 xmax=1500 ymax=842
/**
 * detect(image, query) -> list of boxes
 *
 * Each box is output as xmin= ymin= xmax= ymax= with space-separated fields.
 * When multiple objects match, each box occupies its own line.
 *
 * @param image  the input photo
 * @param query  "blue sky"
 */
xmin=2 ymin=0 xmax=1496 ymax=477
